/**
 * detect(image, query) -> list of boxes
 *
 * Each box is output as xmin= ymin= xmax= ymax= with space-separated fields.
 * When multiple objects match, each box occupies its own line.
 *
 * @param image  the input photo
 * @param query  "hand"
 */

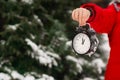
xmin=72 ymin=8 xmax=91 ymax=26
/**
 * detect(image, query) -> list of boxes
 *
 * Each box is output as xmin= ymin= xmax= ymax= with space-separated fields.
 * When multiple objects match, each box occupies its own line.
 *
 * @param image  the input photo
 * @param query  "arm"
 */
xmin=81 ymin=3 xmax=117 ymax=33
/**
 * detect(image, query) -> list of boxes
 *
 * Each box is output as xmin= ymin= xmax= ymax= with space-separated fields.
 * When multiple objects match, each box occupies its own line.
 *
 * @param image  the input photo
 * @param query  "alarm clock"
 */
xmin=72 ymin=24 xmax=99 ymax=56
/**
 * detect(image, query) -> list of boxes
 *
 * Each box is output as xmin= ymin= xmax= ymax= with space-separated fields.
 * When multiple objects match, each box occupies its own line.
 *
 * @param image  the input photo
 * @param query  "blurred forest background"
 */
xmin=0 ymin=0 xmax=111 ymax=80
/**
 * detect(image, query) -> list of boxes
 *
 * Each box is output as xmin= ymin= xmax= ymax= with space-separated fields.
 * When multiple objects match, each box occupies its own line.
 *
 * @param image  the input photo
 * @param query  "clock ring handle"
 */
xmin=76 ymin=23 xmax=90 ymax=33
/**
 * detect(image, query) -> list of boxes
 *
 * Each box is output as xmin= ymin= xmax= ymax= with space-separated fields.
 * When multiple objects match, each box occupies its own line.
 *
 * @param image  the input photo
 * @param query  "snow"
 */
xmin=22 ymin=0 xmax=33 ymax=4
xmin=7 ymin=24 xmax=19 ymax=30
xmin=76 ymin=63 xmax=83 ymax=73
xmin=66 ymin=55 xmax=78 ymax=62
xmin=0 ymin=67 xmax=55 ymax=80
xmin=91 ymin=58 xmax=106 ymax=74
xmin=78 ymin=58 xmax=89 ymax=66
xmin=24 ymin=75 xmax=35 ymax=80
xmin=25 ymin=38 xmax=60 ymax=68
xmin=0 ymin=73 xmax=11 ymax=80
xmin=0 ymin=71 xmax=55 ymax=80
xmin=66 ymin=56 xmax=89 ymax=66
xmin=4 ymin=67 xmax=12 ymax=73
xmin=67 ymin=10 xmax=72 ymax=14
xmin=11 ymin=71 xmax=24 ymax=80
xmin=39 ymin=74 xmax=55 ymax=80
xmin=30 ymin=34 xmax=35 ymax=39
xmin=66 ymin=55 xmax=106 ymax=74
xmin=58 ymin=36 xmax=68 ymax=41
xmin=66 ymin=55 xmax=83 ymax=73
xmin=100 ymin=42 xmax=110 ymax=52
xmin=0 ymin=60 xmax=9 ymax=68
xmin=0 ymin=40 xmax=6 ymax=45
xmin=25 ymin=38 xmax=39 ymax=52
xmin=101 ymin=34 xmax=109 ymax=41
xmin=38 ymin=56 xmax=52 ymax=67
xmin=99 ymin=34 xmax=110 ymax=59
xmin=83 ymin=77 xmax=95 ymax=80
xmin=99 ymin=76 xmax=104 ymax=80
xmin=100 ymin=34 xmax=110 ymax=50
xmin=34 ymin=15 xmax=44 ymax=26
xmin=66 ymin=40 xmax=72 ymax=47
xmin=46 ymin=51 xmax=61 ymax=60
xmin=24 ymin=73 xmax=55 ymax=80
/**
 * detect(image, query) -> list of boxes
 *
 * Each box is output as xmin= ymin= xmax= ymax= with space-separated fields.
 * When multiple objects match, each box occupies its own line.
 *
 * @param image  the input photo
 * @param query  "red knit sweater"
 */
xmin=81 ymin=3 xmax=120 ymax=80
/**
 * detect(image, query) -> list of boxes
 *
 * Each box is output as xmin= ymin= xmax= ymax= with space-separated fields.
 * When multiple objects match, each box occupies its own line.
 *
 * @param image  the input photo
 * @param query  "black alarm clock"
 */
xmin=72 ymin=24 xmax=99 ymax=56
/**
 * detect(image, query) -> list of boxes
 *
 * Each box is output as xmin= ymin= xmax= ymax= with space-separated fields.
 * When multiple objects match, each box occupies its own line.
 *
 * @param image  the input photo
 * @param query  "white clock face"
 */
xmin=73 ymin=33 xmax=91 ymax=54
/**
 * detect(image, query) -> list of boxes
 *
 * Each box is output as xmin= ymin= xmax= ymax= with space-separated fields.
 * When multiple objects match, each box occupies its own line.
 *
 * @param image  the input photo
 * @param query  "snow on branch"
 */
xmin=83 ymin=77 xmax=96 ymax=80
xmin=66 ymin=55 xmax=83 ymax=73
xmin=25 ymin=38 xmax=61 ymax=68
xmin=0 ymin=73 xmax=11 ymax=80
xmin=66 ymin=55 xmax=105 ymax=74
xmin=91 ymin=58 xmax=106 ymax=74
xmin=7 ymin=24 xmax=19 ymax=30
xmin=22 ymin=0 xmax=33 ymax=4
xmin=33 ymin=15 xmax=44 ymax=27
xmin=0 ymin=70 xmax=55 ymax=80
xmin=39 ymin=74 xmax=55 ymax=80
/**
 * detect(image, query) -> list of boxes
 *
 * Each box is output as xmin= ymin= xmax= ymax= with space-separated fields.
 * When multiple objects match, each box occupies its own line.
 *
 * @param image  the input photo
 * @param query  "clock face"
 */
xmin=73 ymin=33 xmax=91 ymax=54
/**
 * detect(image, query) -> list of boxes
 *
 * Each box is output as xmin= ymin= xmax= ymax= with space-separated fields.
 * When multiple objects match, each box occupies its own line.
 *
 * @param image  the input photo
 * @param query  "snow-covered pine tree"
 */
xmin=0 ymin=0 xmax=110 ymax=80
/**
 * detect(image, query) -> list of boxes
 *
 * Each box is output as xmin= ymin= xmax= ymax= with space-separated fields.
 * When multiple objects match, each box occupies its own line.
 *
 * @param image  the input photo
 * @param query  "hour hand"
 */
xmin=82 ymin=38 xmax=85 ymax=45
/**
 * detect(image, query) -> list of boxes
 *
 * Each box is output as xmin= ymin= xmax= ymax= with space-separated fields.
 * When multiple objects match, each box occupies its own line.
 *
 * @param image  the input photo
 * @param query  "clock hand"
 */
xmin=82 ymin=38 xmax=85 ymax=45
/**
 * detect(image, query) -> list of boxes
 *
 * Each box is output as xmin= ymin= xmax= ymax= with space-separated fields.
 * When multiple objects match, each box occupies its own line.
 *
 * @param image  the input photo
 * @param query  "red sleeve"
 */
xmin=81 ymin=3 xmax=117 ymax=34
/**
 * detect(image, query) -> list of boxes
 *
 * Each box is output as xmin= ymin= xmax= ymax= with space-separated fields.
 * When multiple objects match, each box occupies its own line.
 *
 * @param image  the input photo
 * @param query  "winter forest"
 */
xmin=0 ymin=0 xmax=111 ymax=80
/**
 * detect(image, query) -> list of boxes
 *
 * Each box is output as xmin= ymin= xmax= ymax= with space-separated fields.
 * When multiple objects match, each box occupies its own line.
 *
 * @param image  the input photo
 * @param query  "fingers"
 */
xmin=71 ymin=8 xmax=90 ymax=26
xmin=74 ymin=9 xmax=79 ymax=21
xmin=79 ymin=8 xmax=84 ymax=26
xmin=78 ymin=8 xmax=82 ymax=26
xmin=81 ymin=8 xmax=90 ymax=26
xmin=72 ymin=8 xmax=79 ymax=21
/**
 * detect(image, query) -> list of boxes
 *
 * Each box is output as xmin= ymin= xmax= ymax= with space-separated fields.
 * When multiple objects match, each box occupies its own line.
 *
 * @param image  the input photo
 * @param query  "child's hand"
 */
xmin=72 ymin=8 xmax=91 ymax=26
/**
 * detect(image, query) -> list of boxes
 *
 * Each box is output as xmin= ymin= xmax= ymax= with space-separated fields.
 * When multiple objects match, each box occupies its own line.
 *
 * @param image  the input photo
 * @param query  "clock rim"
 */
xmin=72 ymin=32 xmax=92 ymax=55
